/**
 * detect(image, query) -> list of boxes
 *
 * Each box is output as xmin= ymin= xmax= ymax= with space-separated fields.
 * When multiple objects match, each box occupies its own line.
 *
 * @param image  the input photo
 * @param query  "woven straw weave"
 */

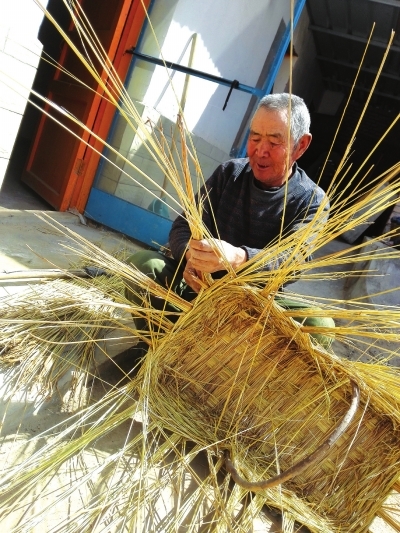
xmin=144 ymin=286 xmax=400 ymax=532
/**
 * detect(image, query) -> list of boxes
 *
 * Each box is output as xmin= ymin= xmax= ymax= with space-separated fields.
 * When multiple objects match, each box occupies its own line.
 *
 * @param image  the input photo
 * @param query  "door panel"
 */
xmin=22 ymin=0 xmax=133 ymax=210
xmin=26 ymin=92 xmax=88 ymax=205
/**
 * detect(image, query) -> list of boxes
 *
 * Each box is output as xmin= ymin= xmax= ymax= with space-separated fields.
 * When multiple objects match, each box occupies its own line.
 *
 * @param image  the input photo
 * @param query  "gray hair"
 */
xmin=254 ymin=93 xmax=311 ymax=146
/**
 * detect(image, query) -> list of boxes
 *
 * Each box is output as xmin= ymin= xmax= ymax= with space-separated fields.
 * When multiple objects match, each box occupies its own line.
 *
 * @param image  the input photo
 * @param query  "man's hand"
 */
xmin=183 ymin=258 xmax=204 ymax=293
xmin=183 ymin=239 xmax=247 ymax=293
xmin=186 ymin=239 xmax=247 ymax=275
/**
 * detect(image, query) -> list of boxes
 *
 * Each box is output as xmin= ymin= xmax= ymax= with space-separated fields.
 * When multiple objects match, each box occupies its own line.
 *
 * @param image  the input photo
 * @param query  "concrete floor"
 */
xmin=0 ymin=176 xmax=399 ymax=532
xmin=0 ymin=173 xmax=53 ymax=210
xmin=0 ymin=175 xmax=143 ymax=267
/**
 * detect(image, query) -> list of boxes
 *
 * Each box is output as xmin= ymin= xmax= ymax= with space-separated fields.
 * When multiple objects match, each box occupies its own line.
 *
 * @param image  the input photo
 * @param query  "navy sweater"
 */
xmin=169 ymin=158 xmax=328 ymax=271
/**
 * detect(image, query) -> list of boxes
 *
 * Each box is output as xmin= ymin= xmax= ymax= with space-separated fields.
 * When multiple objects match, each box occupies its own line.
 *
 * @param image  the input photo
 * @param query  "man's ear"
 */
xmin=293 ymin=133 xmax=312 ymax=161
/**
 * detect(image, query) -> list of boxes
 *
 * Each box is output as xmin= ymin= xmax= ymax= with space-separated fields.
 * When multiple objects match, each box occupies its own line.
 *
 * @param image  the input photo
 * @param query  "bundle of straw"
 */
xmin=0 ymin=274 xmax=137 ymax=399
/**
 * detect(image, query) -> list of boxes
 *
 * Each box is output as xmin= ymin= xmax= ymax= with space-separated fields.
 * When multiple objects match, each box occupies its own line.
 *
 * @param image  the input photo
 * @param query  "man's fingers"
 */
xmin=190 ymin=252 xmax=214 ymax=265
xmin=184 ymin=272 xmax=201 ymax=292
xmin=190 ymin=239 xmax=226 ymax=260
xmin=189 ymin=246 xmax=221 ymax=271
xmin=190 ymin=258 xmax=219 ymax=273
xmin=183 ymin=263 xmax=207 ymax=293
xmin=188 ymin=239 xmax=240 ymax=273
xmin=190 ymin=239 xmax=214 ymax=252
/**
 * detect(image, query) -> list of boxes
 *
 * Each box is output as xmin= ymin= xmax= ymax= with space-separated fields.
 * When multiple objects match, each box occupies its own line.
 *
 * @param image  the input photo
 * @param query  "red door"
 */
xmin=22 ymin=0 xmax=148 ymax=211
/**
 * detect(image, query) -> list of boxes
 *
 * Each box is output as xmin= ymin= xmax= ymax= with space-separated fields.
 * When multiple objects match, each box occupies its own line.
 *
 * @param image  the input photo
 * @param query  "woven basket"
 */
xmin=144 ymin=285 xmax=400 ymax=532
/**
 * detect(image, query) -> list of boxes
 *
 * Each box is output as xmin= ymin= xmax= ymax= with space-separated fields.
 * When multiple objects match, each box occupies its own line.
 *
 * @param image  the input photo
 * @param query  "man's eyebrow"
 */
xmin=249 ymin=129 xmax=284 ymax=140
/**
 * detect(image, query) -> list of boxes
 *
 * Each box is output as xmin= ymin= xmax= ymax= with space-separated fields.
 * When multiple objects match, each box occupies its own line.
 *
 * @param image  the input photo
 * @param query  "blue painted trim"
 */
xmin=238 ymin=0 xmax=307 ymax=157
xmin=84 ymin=188 xmax=172 ymax=249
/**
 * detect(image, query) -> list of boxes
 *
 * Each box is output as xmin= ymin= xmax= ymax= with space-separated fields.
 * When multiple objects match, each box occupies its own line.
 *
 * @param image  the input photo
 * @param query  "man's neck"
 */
xmin=253 ymin=165 xmax=296 ymax=191
xmin=254 ymin=180 xmax=281 ymax=191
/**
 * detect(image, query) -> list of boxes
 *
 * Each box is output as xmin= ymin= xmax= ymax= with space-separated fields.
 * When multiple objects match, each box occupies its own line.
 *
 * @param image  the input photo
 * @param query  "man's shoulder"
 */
xmin=294 ymin=166 xmax=326 ymax=200
xmin=218 ymin=157 xmax=250 ymax=179
xmin=204 ymin=158 xmax=252 ymax=203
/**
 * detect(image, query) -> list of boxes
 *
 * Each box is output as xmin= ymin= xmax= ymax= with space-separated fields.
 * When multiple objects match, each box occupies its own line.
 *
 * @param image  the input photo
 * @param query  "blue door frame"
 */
xmin=85 ymin=188 xmax=172 ymax=248
xmin=84 ymin=0 xmax=307 ymax=249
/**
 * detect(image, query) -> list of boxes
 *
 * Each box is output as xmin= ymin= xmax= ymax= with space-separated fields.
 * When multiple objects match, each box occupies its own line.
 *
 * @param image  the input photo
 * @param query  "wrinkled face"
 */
xmin=247 ymin=107 xmax=309 ymax=187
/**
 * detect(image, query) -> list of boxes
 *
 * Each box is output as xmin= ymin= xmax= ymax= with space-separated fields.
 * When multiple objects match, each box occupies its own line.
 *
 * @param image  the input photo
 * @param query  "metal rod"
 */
xmin=126 ymin=48 xmax=264 ymax=97
xmin=317 ymin=55 xmax=400 ymax=81
xmin=309 ymin=25 xmax=400 ymax=54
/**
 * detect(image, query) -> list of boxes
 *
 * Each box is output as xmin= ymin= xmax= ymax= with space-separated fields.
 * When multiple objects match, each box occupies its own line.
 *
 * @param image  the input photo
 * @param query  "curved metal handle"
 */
xmin=224 ymin=379 xmax=360 ymax=491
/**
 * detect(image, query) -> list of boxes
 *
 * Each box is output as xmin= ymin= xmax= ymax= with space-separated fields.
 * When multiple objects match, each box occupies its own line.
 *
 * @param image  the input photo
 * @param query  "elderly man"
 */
xmin=126 ymin=93 xmax=334 ymax=349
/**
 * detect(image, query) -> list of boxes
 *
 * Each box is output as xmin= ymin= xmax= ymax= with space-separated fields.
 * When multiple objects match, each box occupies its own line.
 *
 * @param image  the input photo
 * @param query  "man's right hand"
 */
xmin=186 ymin=238 xmax=247 ymax=274
xmin=183 ymin=238 xmax=247 ymax=293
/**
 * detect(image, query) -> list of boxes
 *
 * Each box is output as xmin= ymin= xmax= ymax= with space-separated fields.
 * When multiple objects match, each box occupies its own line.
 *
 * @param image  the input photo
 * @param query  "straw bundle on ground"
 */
xmin=0 ymin=276 xmax=136 ymax=398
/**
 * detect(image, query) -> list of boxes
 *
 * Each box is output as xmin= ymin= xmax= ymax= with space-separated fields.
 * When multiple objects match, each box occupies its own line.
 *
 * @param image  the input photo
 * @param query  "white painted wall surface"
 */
xmin=0 ymin=0 xmax=48 ymax=188
xmin=130 ymin=0 xmax=292 ymax=155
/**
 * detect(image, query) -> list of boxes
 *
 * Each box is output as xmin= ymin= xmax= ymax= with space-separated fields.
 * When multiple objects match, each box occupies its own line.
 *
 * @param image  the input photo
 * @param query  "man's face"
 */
xmin=247 ymin=107 xmax=309 ymax=187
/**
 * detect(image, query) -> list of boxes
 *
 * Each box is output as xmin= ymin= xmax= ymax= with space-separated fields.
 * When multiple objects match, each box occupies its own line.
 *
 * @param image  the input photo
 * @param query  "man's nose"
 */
xmin=257 ymin=140 xmax=271 ymax=156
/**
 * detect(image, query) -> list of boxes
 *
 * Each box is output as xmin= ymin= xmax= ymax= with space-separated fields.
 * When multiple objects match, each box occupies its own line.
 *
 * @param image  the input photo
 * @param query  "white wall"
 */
xmin=0 ymin=0 xmax=48 ymax=188
xmin=129 ymin=0 xmax=292 ymax=155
